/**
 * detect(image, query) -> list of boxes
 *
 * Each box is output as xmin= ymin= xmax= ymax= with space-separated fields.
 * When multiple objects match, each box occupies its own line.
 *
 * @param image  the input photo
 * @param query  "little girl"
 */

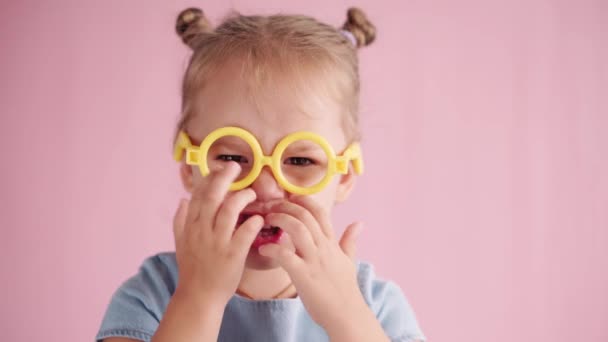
xmin=96 ymin=6 xmax=425 ymax=342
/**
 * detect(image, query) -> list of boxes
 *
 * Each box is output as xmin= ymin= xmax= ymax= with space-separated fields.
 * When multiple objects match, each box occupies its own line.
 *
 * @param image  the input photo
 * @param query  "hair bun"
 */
xmin=342 ymin=7 xmax=376 ymax=48
xmin=175 ymin=7 xmax=213 ymax=49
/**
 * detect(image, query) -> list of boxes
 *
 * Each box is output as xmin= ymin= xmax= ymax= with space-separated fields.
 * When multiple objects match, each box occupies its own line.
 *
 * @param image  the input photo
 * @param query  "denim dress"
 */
xmin=95 ymin=251 xmax=426 ymax=342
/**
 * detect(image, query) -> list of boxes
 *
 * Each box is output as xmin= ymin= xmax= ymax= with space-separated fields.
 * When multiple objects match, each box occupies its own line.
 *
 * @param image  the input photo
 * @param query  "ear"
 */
xmin=179 ymin=162 xmax=195 ymax=193
xmin=335 ymin=166 xmax=356 ymax=203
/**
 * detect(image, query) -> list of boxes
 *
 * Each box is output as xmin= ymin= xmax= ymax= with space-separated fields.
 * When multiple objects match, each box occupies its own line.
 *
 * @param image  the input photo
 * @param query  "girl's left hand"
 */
xmin=258 ymin=196 xmax=367 ymax=328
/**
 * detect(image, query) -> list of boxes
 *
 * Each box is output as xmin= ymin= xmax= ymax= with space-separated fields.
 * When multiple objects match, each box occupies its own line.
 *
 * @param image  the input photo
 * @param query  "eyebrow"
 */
xmin=209 ymin=137 xmax=251 ymax=151
xmin=284 ymin=143 xmax=325 ymax=155
xmin=189 ymin=131 xmax=330 ymax=155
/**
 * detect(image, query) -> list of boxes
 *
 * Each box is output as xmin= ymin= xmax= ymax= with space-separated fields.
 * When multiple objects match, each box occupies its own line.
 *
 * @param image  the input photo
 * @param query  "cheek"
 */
xmin=306 ymin=178 xmax=340 ymax=209
xmin=190 ymin=166 xmax=206 ymax=186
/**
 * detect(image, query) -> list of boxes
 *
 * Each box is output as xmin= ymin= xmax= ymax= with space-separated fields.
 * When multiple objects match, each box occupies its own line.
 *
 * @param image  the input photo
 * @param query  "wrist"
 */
xmin=152 ymin=282 xmax=228 ymax=342
xmin=174 ymin=283 xmax=228 ymax=313
xmin=324 ymin=297 xmax=386 ymax=342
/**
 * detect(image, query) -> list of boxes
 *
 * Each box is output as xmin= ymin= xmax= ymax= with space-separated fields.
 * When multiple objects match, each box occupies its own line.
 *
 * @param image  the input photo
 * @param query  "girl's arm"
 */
xmin=148 ymin=163 xmax=262 ymax=342
xmin=324 ymin=297 xmax=390 ymax=342
xmin=150 ymin=284 xmax=226 ymax=342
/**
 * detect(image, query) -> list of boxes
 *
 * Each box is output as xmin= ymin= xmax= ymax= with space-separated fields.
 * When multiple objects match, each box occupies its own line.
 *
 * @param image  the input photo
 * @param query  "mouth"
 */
xmin=237 ymin=212 xmax=283 ymax=249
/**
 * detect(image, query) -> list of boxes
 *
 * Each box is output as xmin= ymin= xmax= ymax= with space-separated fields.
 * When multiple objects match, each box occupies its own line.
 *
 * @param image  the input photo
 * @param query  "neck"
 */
xmin=237 ymin=266 xmax=297 ymax=300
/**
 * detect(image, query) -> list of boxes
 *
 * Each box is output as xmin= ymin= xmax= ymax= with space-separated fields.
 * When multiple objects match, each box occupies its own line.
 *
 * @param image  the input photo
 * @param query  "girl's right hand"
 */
xmin=172 ymin=162 xmax=264 ymax=306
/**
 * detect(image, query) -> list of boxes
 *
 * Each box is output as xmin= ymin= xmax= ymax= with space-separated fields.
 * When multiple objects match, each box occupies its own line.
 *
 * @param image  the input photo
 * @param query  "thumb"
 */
xmin=173 ymin=198 xmax=189 ymax=245
xmin=339 ymin=221 xmax=363 ymax=261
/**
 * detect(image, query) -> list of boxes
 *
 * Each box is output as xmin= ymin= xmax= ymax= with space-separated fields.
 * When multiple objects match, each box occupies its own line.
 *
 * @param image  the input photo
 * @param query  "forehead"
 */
xmin=187 ymin=57 xmax=347 ymax=152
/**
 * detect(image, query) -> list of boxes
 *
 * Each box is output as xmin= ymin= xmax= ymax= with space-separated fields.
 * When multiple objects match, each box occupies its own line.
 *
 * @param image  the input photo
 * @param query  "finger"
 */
xmin=215 ymin=188 xmax=257 ymax=243
xmin=231 ymin=214 xmax=265 ymax=258
xmin=288 ymin=196 xmax=335 ymax=240
xmin=339 ymin=222 xmax=363 ymax=261
xmin=265 ymin=213 xmax=317 ymax=260
xmin=268 ymin=200 xmax=325 ymax=246
xmin=189 ymin=162 xmax=241 ymax=226
xmin=173 ymin=198 xmax=189 ymax=246
xmin=257 ymin=243 xmax=303 ymax=275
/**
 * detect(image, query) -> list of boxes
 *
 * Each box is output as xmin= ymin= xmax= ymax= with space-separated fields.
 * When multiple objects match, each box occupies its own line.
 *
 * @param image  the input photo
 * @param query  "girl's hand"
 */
xmin=258 ymin=196 xmax=367 ymax=328
xmin=172 ymin=162 xmax=265 ymax=306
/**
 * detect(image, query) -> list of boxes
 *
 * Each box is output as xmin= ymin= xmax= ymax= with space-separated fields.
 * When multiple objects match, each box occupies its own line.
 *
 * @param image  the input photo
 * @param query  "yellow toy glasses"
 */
xmin=173 ymin=126 xmax=364 ymax=195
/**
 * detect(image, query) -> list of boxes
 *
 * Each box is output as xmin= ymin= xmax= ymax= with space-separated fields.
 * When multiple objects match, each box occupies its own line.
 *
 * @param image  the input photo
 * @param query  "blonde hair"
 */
xmin=173 ymin=7 xmax=376 ymax=146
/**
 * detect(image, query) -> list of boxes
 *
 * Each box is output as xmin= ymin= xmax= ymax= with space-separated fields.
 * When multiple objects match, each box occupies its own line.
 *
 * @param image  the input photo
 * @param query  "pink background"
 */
xmin=1 ymin=0 xmax=606 ymax=341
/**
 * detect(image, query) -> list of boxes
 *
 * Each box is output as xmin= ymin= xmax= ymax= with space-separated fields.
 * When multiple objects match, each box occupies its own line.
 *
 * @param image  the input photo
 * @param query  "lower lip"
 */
xmin=251 ymin=228 xmax=283 ymax=249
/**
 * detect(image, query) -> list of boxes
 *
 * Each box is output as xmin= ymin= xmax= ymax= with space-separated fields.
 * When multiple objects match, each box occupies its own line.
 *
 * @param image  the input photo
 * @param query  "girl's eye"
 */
xmin=285 ymin=157 xmax=314 ymax=166
xmin=217 ymin=155 xmax=248 ymax=163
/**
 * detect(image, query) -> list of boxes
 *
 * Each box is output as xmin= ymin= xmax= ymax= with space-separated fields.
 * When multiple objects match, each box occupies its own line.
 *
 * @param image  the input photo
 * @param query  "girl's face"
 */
xmin=179 ymin=58 xmax=356 ymax=270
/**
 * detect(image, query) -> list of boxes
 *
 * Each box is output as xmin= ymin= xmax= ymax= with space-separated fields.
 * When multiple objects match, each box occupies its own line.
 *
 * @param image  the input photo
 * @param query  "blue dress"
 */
xmin=95 ymin=251 xmax=426 ymax=342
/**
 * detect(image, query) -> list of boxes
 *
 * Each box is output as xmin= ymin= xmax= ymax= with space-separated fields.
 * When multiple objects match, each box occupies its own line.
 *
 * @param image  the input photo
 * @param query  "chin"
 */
xmin=244 ymin=246 xmax=283 ymax=270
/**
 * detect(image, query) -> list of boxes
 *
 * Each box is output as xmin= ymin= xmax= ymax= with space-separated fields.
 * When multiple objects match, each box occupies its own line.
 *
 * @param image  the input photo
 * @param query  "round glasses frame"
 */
xmin=173 ymin=126 xmax=364 ymax=195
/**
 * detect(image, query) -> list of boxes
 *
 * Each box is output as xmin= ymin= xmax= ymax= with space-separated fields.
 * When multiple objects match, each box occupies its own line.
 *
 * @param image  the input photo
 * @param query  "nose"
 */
xmin=249 ymin=166 xmax=285 ymax=202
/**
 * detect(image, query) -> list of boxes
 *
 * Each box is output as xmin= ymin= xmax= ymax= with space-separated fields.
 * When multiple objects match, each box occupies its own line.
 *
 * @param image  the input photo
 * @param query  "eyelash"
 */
xmin=285 ymin=157 xmax=315 ymax=166
xmin=217 ymin=155 xmax=249 ymax=163
xmin=216 ymin=155 xmax=315 ymax=166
